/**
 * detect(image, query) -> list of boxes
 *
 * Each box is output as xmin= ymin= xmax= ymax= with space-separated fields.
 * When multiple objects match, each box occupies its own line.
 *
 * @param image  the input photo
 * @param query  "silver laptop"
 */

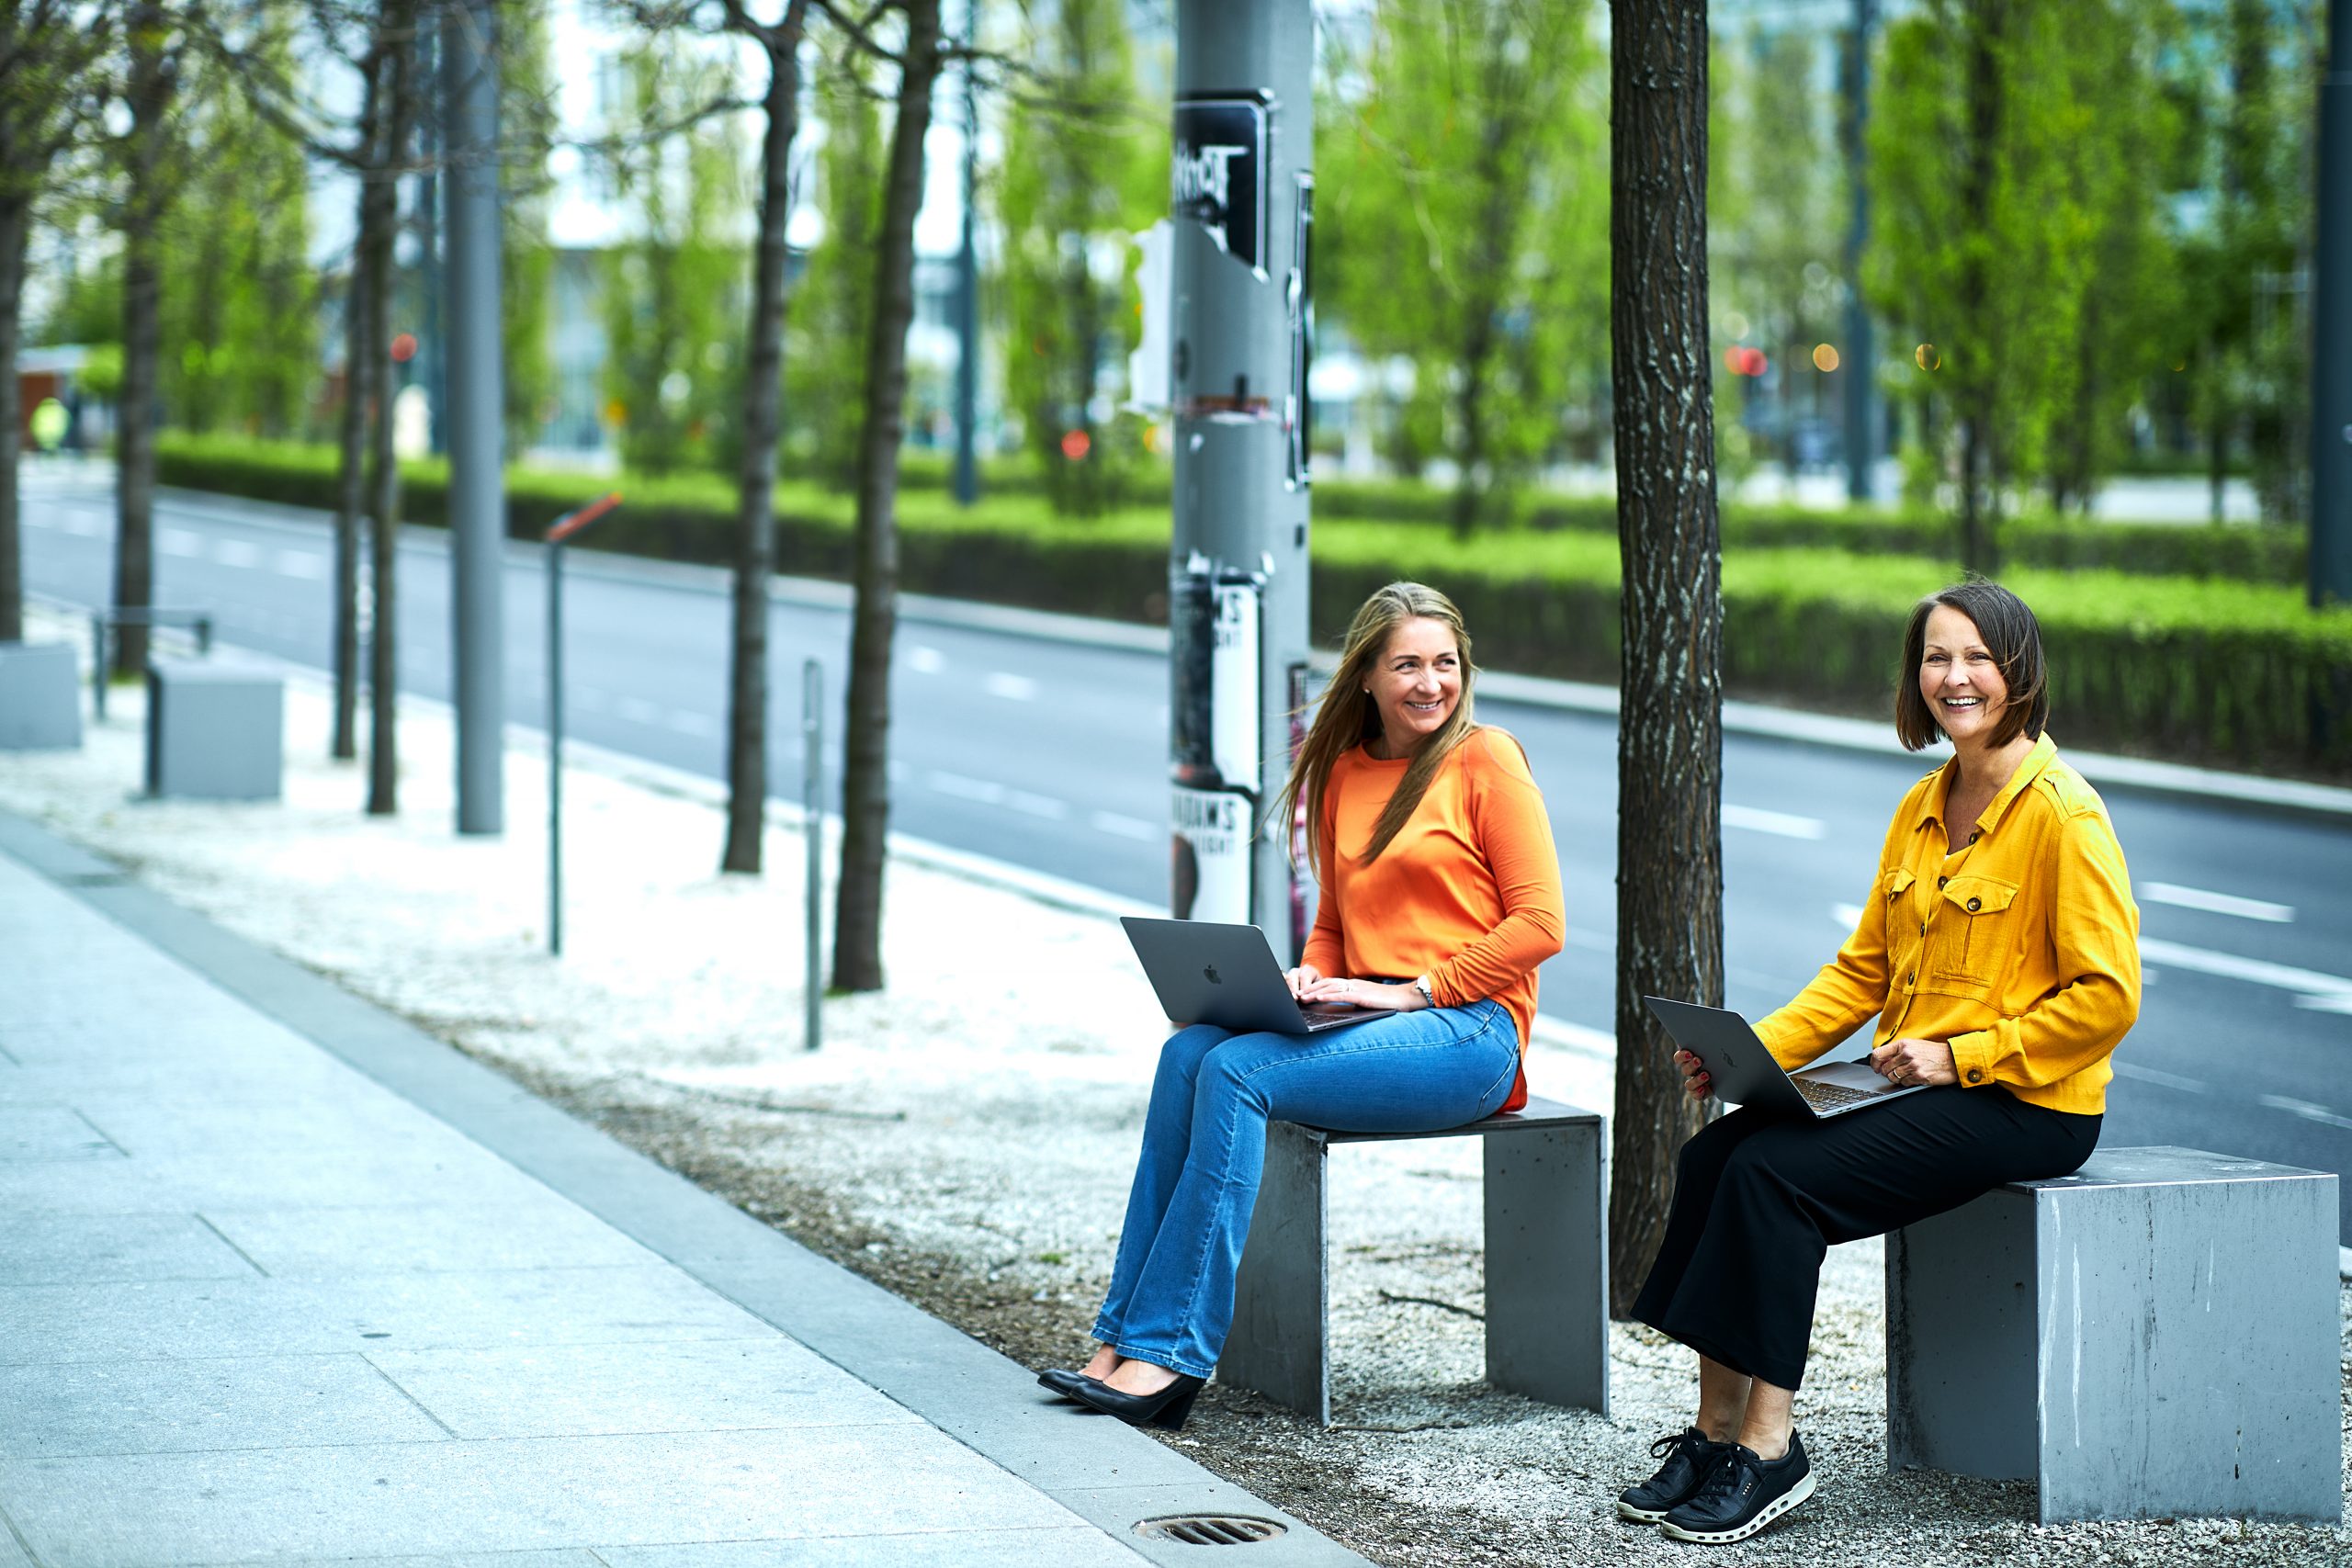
xmin=1122 ymin=917 xmax=1396 ymax=1034
xmin=1644 ymin=996 xmax=1930 ymax=1119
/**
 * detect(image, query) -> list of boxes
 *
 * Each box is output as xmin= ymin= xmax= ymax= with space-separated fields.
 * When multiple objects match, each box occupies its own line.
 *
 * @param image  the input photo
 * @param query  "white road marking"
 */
xmin=1723 ymin=804 xmax=1826 ymax=840
xmin=2140 ymin=881 xmax=2294 ymax=923
xmin=906 ymin=645 xmax=945 ymax=674
xmin=617 ymin=696 xmax=662 ymax=726
xmin=1090 ymin=810 xmax=1158 ymax=841
xmin=1830 ymin=903 xmax=1865 ymax=931
xmin=2136 ymin=937 xmax=2352 ymax=1010
xmin=1005 ymin=789 xmax=1069 ymax=820
xmin=927 ymin=770 xmax=1003 ymax=805
xmin=983 ymin=671 xmax=1037 ymax=701
xmin=2111 ymin=1061 xmax=2207 ymax=1094
xmin=2256 ymin=1094 xmax=2352 ymax=1133
xmin=62 ymin=511 xmax=101 ymax=536
xmin=158 ymin=527 xmax=203 ymax=558
xmin=665 ymin=710 xmax=717 ymax=739
xmin=214 ymin=538 xmax=261 ymax=569
xmin=275 ymin=549 xmax=325 ymax=580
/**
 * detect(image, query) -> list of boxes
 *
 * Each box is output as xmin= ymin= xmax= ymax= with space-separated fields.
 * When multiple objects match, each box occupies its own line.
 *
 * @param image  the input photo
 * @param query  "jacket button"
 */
xmin=1905 ymin=972 xmax=1915 ymax=986
xmin=1966 ymin=1068 xmax=1984 ymax=1084
xmin=1969 ymin=830 xmax=1980 ymax=842
xmin=1966 ymin=897 xmax=1982 ymax=911
xmin=1938 ymin=875 xmax=1949 ymax=889
xmin=1919 ymin=923 xmax=1928 ymax=936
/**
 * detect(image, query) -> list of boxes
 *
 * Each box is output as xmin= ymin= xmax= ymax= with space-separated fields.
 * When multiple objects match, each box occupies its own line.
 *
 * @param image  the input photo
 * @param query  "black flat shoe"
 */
xmin=1068 ymin=1371 xmax=1206 ymax=1431
xmin=1036 ymin=1368 xmax=1091 ymax=1400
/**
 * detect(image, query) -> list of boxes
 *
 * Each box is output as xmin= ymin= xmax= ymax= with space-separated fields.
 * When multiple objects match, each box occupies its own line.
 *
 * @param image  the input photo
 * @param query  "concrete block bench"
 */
xmin=146 ymin=658 xmax=283 ymax=800
xmin=1886 ymin=1145 xmax=2340 ymax=1524
xmin=1222 ymin=1095 xmax=1608 ymax=1426
xmin=0 ymin=641 xmax=83 ymax=750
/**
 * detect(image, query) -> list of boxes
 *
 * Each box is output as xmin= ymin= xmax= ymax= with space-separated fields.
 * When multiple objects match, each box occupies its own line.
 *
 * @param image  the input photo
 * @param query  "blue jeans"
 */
xmin=1091 ymin=1000 xmax=1521 ymax=1378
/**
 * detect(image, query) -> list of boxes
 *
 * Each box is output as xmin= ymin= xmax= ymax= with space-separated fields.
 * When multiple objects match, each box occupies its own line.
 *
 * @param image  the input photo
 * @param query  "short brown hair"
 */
xmin=1894 ymin=581 xmax=2050 ymax=751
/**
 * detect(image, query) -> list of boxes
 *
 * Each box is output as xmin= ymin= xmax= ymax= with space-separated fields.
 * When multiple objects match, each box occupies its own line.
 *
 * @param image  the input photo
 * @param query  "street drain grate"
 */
xmin=1135 ymin=1515 xmax=1286 ymax=1546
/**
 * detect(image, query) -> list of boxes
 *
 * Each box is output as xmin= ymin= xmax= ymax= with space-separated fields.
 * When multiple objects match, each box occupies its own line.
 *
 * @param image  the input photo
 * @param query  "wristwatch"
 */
xmin=1412 ymin=975 xmax=1435 ymax=1009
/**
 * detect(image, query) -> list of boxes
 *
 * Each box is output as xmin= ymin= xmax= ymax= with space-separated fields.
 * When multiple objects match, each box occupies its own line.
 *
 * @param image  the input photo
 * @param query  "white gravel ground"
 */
xmin=2 ymin=606 xmax=2344 ymax=1567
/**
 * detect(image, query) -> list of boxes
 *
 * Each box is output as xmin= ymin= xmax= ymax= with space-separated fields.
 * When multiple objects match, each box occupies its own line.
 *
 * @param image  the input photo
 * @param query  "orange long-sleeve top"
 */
xmin=1301 ymin=728 xmax=1566 ymax=1111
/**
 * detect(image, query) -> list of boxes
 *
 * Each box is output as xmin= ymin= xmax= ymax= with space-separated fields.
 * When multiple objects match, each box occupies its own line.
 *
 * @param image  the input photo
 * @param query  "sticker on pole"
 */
xmin=1171 ymin=784 xmax=1254 ymax=924
xmin=1173 ymin=95 xmax=1270 ymax=278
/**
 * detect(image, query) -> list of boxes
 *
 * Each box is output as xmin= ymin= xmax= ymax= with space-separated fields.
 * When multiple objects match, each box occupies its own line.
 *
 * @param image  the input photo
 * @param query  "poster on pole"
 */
xmin=1173 ymin=95 xmax=1271 ymax=279
xmin=1171 ymin=784 xmax=1254 ymax=924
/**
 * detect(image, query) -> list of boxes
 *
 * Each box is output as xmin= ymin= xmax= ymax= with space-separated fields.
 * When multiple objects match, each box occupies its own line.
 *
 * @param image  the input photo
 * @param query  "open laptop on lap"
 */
xmin=1123 ymin=917 xmax=1396 ymax=1034
xmin=1644 ymin=996 xmax=1930 ymax=1119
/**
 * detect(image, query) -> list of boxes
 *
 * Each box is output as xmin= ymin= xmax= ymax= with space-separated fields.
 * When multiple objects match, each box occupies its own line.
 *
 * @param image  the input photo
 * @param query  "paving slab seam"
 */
xmin=0 ymin=810 xmax=1373 ymax=1568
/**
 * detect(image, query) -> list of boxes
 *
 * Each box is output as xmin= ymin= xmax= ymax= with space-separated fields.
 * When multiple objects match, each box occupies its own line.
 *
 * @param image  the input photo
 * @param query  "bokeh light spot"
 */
xmin=1812 ymin=344 xmax=1839 ymax=373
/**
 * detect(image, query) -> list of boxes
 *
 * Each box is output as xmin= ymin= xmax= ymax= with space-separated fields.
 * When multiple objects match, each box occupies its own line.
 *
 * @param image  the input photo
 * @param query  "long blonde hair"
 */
xmin=1272 ymin=581 xmax=1478 ymax=874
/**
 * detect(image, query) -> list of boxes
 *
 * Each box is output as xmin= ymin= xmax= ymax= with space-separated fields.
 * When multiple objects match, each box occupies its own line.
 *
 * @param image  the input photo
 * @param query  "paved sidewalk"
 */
xmin=0 ymin=820 xmax=1363 ymax=1567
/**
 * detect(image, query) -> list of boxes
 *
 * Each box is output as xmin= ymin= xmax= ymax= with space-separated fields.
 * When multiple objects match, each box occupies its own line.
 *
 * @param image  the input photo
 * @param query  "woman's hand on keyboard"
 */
xmin=1870 ymin=1038 xmax=1958 ymax=1088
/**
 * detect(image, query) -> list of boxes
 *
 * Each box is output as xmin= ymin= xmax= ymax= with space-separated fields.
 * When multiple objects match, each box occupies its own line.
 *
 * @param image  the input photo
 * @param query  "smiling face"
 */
xmin=1917 ymin=604 xmax=2010 ymax=751
xmin=1364 ymin=616 xmax=1464 ymax=758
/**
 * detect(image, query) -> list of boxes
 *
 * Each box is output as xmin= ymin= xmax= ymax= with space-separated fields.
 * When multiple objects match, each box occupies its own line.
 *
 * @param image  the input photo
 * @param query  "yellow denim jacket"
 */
xmin=1754 ymin=733 xmax=2140 ymax=1116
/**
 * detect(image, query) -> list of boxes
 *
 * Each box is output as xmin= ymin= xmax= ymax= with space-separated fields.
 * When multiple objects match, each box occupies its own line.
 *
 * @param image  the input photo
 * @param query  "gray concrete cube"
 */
xmin=145 ymin=659 xmax=283 ymax=800
xmin=1887 ymin=1145 xmax=2340 ymax=1524
xmin=0 ymin=641 xmax=83 ymax=750
xmin=1224 ymin=1096 xmax=1609 ymax=1426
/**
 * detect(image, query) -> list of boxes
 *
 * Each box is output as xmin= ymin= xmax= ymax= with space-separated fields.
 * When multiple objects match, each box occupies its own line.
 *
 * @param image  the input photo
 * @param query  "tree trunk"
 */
xmin=1606 ymin=0 xmax=1719 ymax=1321
xmin=113 ymin=0 xmax=172 ymax=678
xmin=831 ymin=0 xmax=944 ymax=994
xmin=365 ymin=0 xmax=418 ymax=816
xmin=0 ymin=196 xmax=26 ymax=643
xmin=332 ymin=51 xmax=386 ymax=761
xmin=722 ymin=7 xmax=808 ymax=876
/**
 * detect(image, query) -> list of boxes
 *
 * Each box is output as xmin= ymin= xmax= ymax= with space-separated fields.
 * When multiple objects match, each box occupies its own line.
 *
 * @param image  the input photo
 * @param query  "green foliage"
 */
xmin=1710 ymin=26 xmax=1846 ymax=477
xmin=596 ymin=41 xmax=749 ymax=474
xmin=501 ymin=3 xmax=560 ymax=453
xmin=1317 ymin=0 xmax=1608 ymax=531
xmin=154 ymin=34 xmax=319 ymax=441
xmin=2172 ymin=0 xmax=2319 ymax=524
xmin=994 ymin=0 xmax=1162 ymax=514
xmin=1868 ymin=0 xmax=2179 ymax=564
xmin=153 ymin=430 xmax=2352 ymax=776
xmin=784 ymin=45 xmax=886 ymax=491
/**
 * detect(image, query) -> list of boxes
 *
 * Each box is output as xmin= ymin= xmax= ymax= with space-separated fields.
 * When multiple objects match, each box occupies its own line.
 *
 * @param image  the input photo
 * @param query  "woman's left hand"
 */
xmin=1298 ymin=976 xmax=1429 ymax=1011
xmin=1870 ymin=1037 xmax=1960 ymax=1088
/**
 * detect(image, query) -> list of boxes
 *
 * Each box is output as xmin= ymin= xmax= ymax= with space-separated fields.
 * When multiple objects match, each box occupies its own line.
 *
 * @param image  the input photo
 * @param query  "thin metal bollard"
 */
xmin=541 ymin=493 xmax=623 ymax=959
xmin=90 ymin=606 xmax=220 ymax=722
xmin=547 ymin=536 xmax=565 ymax=956
xmin=804 ymin=657 xmax=822 ymax=1051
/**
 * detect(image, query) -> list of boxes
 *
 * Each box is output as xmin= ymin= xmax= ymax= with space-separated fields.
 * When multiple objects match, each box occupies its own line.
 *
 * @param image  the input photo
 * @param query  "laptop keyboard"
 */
xmin=1796 ymin=1077 xmax=1883 ymax=1112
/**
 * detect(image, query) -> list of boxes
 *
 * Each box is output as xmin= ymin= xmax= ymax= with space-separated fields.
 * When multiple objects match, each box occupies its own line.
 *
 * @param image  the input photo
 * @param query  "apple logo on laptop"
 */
xmin=1203 ymin=964 xmax=1221 ymax=985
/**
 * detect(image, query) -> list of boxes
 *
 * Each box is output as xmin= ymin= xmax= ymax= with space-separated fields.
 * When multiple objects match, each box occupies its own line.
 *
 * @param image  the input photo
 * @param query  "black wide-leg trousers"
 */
xmin=1631 ymin=1086 xmax=2099 ymax=1392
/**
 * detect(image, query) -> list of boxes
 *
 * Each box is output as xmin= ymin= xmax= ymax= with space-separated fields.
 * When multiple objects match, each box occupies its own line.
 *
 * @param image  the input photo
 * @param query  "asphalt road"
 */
xmin=19 ymin=469 xmax=2352 ymax=1240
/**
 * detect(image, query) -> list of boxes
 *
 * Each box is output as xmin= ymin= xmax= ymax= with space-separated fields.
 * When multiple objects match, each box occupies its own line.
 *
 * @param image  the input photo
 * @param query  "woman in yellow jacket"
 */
xmin=1618 ymin=581 xmax=2141 ymax=1545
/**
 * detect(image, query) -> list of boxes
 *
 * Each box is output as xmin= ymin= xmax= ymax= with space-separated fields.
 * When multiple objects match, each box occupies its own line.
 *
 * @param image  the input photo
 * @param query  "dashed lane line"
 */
xmin=1723 ymin=804 xmax=1826 ymax=840
xmin=2140 ymin=881 xmax=2294 ymax=923
xmin=983 ymin=671 xmax=1038 ymax=702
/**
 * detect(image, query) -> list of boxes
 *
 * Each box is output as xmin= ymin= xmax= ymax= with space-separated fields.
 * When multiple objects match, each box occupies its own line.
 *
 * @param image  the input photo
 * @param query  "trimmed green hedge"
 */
xmin=153 ymin=434 xmax=2352 ymax=776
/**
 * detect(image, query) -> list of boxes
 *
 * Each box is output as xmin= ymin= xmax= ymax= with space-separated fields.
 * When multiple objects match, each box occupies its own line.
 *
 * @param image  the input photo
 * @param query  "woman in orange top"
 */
xmin=1618 ymin=581 xmax=2140 ymax=1545
xmin=1043 ymin=581 xmax=1566 ymax=1431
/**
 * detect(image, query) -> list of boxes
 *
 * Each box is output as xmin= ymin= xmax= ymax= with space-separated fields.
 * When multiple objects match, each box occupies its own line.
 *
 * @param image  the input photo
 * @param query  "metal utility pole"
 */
xmin=1840 ymin=0 xmax=1877 ymax=505
xmin=1166 ymin=0 xmax=1314 ymax=952
xmin=444 ymin=0 xmax=507 ymax=834
xmin=2313 ymin=0 xmax=2351 ymax=607
xmin=952 ymin=0 xmax=981 ymax=507
xmin=417 ymin=11 xmax=446 ymax=456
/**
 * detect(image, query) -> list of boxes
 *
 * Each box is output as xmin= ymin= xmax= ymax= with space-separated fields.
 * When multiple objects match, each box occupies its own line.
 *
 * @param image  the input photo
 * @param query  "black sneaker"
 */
xmin=1616 ymin=1427 xmax=1733 ymax=1523
xmin=1658 ymin=1432 xmax=1814 ymax=1543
